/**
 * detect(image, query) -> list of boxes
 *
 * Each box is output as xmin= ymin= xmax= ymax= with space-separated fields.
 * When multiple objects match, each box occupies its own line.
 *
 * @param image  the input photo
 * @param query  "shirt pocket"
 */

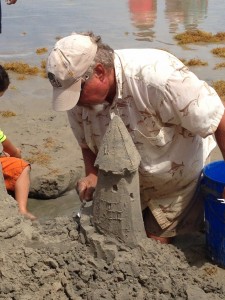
xmin=132 ymin=125 xmax=176 ymax=148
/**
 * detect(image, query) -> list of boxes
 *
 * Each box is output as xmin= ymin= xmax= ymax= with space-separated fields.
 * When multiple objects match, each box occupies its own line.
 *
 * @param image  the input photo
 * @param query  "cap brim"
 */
xmin=52 ymin=79 xmax=81 ymax=111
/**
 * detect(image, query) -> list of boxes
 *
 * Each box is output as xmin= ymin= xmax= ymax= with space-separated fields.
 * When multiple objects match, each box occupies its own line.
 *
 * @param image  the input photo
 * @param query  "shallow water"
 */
xmin=0 ymin=0 xmax=224 ymax=84
xmin=1 ymin=0 xmax=224 ymax=80
xmin=1 ymin=0 xmax=224 ymax=219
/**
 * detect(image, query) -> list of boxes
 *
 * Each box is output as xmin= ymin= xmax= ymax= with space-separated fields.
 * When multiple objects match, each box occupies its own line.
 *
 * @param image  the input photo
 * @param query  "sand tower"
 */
xmin=92 ymin=115 xmax=146 ymax=248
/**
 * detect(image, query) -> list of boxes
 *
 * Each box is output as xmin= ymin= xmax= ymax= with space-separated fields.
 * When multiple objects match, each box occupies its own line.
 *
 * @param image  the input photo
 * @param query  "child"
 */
xmin=0 ymin=65 xmax=36 ymax=220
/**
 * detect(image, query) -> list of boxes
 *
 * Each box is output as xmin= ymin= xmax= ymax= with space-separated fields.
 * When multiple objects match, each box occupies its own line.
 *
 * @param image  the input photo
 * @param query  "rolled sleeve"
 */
xmin=0 ymin=130 xmax=6 ymax=143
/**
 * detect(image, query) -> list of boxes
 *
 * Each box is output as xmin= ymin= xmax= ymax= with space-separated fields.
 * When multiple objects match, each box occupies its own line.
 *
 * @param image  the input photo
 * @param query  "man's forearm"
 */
xmin=76 ymin=148 xmax=98 ymax=201
xmin=81 ymin=148 xmax=98 ymax=176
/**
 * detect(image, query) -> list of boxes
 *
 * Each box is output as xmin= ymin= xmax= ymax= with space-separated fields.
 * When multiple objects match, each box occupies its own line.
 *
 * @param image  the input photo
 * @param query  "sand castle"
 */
xmin=78 ymin=116 xmax=146 ymax=253
xmin=93 ymin=115 xmax=146 ymax=248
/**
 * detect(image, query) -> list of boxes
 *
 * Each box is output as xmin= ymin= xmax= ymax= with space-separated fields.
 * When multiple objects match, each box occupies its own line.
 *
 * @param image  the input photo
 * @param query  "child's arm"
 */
xmin=2 ymin=138 xmax=21 ymax=158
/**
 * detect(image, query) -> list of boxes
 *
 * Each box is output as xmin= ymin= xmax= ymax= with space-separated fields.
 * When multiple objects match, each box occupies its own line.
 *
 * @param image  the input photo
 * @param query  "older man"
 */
xmin=47 ymin=32 xmax=225 ymax=243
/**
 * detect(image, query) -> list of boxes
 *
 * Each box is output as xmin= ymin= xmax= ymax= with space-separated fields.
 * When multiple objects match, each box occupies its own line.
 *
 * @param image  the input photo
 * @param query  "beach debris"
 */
xmin=36 ymin=47 xmax=48 ymax=55
xmin=25 ymin=150 xmax=51 ymax=166
xmin=181 ymin=58 xmax=208 ymax=67
xmin=214 ymin=62 xmax=225 ymax=70
xmin=212 ymin=80 xmax=225 ymax=102
xmin=174 ymin=30 xmax=225 ymax=44
xmin=3 ymin=61 xmax=39 ymax=75
xmin=0 ymin=110 xmax=16 ymax=118
xmin=211 ymin=47 xmax=225 ymax=58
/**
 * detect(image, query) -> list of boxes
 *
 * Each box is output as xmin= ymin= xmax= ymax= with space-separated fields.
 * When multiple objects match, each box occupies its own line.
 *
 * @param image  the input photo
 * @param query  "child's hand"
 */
xmin=14 ymin=147 xmax=22 ymax=158
xmin=0 ymin=151 xmax=10 ymax=157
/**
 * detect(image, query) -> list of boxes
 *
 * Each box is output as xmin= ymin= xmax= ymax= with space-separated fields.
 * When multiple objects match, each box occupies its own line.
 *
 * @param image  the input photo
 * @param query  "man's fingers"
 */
xmin=76 ymin=181 xmax=86 ymax=200
xmin=83 ymin=187 xmax=95 ymax=201
xmin=79 ymin=188 xmax=87 ymax=201
xmin=76 ymin=180 xmax=95 ymax=201
xmin=77 ymin=180 xmax=90 ymax=200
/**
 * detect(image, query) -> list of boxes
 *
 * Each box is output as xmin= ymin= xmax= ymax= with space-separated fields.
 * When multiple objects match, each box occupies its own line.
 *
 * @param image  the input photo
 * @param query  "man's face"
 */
xmin=77 ymin=76 xmax=109 ymax=107
xmin=77 ymin=64 xmax=115 ymax=107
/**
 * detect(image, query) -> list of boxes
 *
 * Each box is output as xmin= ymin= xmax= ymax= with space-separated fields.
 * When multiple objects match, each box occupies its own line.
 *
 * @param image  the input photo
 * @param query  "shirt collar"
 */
xmin=114 ymin=50 xmax=123 ymax=100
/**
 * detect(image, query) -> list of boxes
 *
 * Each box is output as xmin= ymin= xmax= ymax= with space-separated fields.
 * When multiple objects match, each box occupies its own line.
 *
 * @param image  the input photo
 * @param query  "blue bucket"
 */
xmin=202 ymin=160 xmax=225 ymax=267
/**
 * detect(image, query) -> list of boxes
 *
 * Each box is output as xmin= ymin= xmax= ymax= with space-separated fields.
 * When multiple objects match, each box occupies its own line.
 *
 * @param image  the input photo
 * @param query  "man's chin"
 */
xmin=78 ymin=103 xmax=108 ymax=112
xmin=91 ymin=104 xmax=106 ymax=112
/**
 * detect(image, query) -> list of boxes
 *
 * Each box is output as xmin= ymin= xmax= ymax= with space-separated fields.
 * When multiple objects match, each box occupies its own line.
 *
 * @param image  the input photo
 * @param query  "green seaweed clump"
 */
xmin=175 ymin=30 xmax=225 ymax=44
xmin=3 ymin=61 xmax=39 ymax=75
xmin=212 ymin=80 xmax=225 ymax=102
xmin=182 ymin=58 xmax=208 ymax=67
xmin=0 ymin=110 xmax=16 ymax=118
xmin=211 ymin=47 xmax=225 ymax=58
xmin=214 ymin=62 xmax=225 ymax=70
xmin=36 ymin=47 xmax=48 ymax=55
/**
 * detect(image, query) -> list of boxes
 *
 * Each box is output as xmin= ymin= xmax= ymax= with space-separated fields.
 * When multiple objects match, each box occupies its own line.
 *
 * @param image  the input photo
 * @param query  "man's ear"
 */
xmin=94 ymin=64 xmax=106 ymax=81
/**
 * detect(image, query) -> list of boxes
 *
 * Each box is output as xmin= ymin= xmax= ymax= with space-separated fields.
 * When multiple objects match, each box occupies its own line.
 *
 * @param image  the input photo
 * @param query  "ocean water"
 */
xmin=1 ymin=0 xmax=225 ymax=82
xmin=0 ymin=3 xmax=224 ymax=48
xmin=1 ymin=0 xmax=225 ymax=47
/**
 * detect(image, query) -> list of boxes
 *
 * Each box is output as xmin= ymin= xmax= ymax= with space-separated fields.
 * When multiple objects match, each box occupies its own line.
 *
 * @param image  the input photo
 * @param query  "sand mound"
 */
xmin=0 ymin=190 xmax=224 ymax=300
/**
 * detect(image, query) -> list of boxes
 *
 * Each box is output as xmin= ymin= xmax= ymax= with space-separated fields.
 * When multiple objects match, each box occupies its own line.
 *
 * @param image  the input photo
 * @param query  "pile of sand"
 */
xmin=0 ymin=192 xmax=225 ymax=299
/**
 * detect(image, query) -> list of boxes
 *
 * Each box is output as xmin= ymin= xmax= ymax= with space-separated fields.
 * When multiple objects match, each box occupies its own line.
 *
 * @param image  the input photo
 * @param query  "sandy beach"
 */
xmin=0 ymin=69 xmax=224 ymax=299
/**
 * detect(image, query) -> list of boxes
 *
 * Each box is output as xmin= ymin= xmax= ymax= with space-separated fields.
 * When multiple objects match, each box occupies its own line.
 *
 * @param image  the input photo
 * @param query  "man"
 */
xmin=47 ymin=32 xmax=225 ymax=243
xmin=0 ymin=0 xmax=17 ymax=34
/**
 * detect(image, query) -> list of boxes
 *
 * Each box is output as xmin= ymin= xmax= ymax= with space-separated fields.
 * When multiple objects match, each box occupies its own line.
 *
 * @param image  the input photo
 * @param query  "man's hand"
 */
xmin=76 ymin=173 xmax=98 ymax=201
xmin=6 ymin=0 xmax=17 ymax=4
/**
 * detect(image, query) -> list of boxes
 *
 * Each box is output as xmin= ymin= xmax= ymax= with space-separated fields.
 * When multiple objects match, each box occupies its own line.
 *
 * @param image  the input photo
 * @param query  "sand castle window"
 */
xmin=112 ymin=185 xmax=118 ymax=192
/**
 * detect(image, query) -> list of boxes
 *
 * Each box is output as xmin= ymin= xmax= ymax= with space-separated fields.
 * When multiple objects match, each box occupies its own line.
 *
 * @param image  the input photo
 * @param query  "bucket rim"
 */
xmin=203 ymin=160 xmax=225 ymax=185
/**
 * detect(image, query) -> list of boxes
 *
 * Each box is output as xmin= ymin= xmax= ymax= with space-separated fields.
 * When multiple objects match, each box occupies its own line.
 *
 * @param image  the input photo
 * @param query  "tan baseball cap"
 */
xmin=47 ymin=34 xmax=97 ymax=111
